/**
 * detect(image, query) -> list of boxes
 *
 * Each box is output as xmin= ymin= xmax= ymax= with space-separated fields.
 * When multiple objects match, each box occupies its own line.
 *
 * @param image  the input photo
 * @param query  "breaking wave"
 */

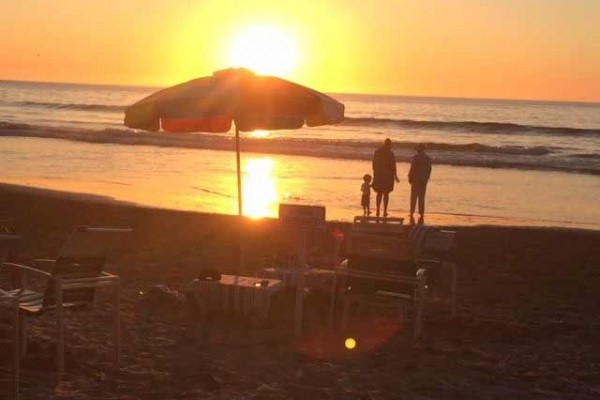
xmin=6 ymin=100 xmax=124 ymax=112
xmin=4 ymin=98 xmax=599 ymax=137
xmin=342 ymin=117 xmax=600 ymax=136
xmin=1 ymin=121 xmax=599 ymax=175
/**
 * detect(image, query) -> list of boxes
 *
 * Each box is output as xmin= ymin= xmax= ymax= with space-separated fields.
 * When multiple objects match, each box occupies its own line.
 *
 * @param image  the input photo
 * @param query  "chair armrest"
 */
xmin=33 ymin=258 xmax=57 ymax=269
xmin=0 ymin=288 xmax=24 ymax=297
xmin=2 ymin=262 xmax=53 ymax=278
xmin=33 ymin=258 xmax=57 ymax=263
xmin=80 ymin=227 xmax=133 ymax=233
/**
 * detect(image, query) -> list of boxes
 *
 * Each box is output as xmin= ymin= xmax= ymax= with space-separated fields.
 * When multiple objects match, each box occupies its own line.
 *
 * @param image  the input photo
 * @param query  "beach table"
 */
xmin=188 ymin=275 xmax=283 ymax=319
xmin=259 ymin=267 xmax=334 ymax=292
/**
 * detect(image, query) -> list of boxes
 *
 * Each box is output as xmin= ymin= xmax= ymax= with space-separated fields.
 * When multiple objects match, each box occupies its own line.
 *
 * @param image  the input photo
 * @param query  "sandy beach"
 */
xmin=1 ymin=184 xmax=599 ymax=399
xmin=3 ymin=1 xmax=600 ymax=398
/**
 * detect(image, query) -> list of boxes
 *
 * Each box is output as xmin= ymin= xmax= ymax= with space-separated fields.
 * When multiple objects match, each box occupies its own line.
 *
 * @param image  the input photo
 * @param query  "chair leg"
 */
xmin=14 ymin=299 xmax=20 ymax=400
xmin=113 ymin=281 xmax=121 ymax=367
xmin=341 ymin=297 xmax=351 ymax=330
xmin=294 ymin=285 xmax=304 ymax=338
xmin=450 ymin=262 xmax=457 ymax=318
xmin=55 ymin=280 xmax=65 ymax=379
xmin=264 ymin=289 xmax=271 ymax=321
xmin=329 ymin=274 xmax=338 ymax=331
xmin=357 ymin=300 xmax=365 ymax=317
xmin=397 ymin=303 xmax=406 ymax=323
xmin=413 ymin=285 xmax=425 ymax=344
xmin=19 ymin=316 xmax=28 ymax=358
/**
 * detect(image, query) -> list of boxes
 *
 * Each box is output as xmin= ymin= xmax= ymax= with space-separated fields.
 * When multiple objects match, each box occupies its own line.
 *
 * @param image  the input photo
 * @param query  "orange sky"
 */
xmin=1 ymin=0 xmax=599 ymax=102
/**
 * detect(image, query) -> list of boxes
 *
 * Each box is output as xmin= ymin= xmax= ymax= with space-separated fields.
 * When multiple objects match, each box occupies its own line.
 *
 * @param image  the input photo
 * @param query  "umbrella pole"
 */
xmin=235 ymin=125 xmax=243 ymax=216
xmin=234 ymin=123 xmax=242 ymax=312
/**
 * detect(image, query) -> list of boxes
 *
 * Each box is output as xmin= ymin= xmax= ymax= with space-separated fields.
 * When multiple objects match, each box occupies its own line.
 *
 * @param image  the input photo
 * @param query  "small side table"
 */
xmin=187 ymin=275 xmax=284 ymax=320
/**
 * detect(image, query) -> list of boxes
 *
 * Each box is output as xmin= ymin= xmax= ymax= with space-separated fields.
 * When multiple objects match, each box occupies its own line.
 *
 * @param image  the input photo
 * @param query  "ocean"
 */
xmin=1 ymin=80 xmax=599 ymax=229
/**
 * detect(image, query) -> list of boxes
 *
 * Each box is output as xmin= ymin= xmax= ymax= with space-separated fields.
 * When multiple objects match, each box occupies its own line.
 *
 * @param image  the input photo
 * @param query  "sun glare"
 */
xmin=228 ymin=25 xmax=298 ymax=76
xmin=249 ymin=130 xmax=270 ymax=138
xmin=243 ymin=158 xmax=278 ymax=219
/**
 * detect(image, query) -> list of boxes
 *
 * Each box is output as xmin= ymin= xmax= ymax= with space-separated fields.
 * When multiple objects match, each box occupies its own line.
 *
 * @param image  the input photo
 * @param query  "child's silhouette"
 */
xmin=361 ymin=174 xmax=372 ymax=216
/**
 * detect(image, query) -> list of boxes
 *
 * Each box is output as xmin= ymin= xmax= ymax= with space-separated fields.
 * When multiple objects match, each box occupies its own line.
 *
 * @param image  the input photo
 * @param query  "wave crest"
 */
xmin=342 ymin=117 xmax=600 ymax=136
xmin=1 ymin=121 xmax=598 ymax=175
xmin=9 ymin=100 xmax=124 ymax=112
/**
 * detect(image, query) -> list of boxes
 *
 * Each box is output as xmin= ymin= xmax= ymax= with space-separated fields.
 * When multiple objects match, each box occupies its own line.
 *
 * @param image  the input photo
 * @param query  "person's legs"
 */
xmin=383 ymin=193 xmax=389 ymax=216
xmin=376 ymin=192 xmax=383 ymax=216
xmin=410 ymin=184 xmax=417 ymax=215
xmin=418 ymin=184 xmax=427 ymax=215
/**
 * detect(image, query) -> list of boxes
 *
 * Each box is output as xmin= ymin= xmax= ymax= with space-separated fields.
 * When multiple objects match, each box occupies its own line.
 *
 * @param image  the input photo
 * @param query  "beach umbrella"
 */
xmin=124 ymin=68 xmax=345 ymax=216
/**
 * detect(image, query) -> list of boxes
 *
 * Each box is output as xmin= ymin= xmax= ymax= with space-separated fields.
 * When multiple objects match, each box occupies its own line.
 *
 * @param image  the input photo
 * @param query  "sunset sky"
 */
xmin=2 ymin=0 xmax=599 ymax=102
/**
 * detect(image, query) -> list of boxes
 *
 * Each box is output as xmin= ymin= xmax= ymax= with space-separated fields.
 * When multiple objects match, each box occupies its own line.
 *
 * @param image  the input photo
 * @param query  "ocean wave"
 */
xmin=342 ymin=117 xmax=600 ymax=136
xmin=1 ymin=122 xmax=598 ymax=175
xmin=6 ymin=98 xmax=599 ymax=137
xmin=345 ymin=140 xmax=554 ymax=156
xmin=571 ymin=153 xmax=600 ymax=160
xmin=8 ymin=100 xmax=124 ymax=112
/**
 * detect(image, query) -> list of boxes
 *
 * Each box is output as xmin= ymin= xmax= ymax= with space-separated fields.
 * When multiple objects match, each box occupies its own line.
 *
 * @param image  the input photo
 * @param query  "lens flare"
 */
xmin=344 ymin=338 xmax=357 ymax=350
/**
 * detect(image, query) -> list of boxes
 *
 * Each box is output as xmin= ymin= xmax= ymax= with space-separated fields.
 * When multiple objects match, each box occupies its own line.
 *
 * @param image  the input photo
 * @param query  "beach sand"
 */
xmin=1 ymin=184 xmax=599 ymax=399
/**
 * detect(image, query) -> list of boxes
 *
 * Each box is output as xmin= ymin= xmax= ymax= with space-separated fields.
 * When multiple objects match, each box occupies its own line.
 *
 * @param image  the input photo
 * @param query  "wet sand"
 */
xmin=1 ymin=184 xmax=599 ymax=399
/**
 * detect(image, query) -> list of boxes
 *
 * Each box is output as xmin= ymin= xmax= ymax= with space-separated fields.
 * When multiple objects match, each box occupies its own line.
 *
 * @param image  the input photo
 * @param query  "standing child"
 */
xmin=361 ymin=174 xmax=372 ymax=216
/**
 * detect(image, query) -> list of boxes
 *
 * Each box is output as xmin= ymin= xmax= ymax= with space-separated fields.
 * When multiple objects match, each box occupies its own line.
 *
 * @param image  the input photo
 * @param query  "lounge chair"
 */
xmin=1 ymin=226 xmax=131 ymax=378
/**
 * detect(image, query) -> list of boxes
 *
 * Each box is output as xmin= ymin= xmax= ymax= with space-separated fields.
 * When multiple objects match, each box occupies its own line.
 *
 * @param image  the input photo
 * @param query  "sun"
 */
xmin=228 ymin=25 xmax=298 ymax=77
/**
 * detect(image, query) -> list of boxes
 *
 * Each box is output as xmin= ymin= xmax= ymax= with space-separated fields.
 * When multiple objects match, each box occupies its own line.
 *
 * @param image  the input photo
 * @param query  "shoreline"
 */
xmin=2 ymin=181 xmax=599 ymax=232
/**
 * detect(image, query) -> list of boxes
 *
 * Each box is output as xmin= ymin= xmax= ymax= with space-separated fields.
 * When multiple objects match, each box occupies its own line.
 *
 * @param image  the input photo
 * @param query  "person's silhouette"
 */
xmin=372 ymin=138 xmax=399 ymax=217
xmin=408 ymin=143 xmax=432 ymax=218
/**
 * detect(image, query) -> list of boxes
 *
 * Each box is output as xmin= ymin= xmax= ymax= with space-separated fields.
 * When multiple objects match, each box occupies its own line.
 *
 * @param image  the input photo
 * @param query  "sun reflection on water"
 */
xmin=249 ymin=130 xmax=270 ymax=138
xmin=243 ymin=157 xmax=278 ymax=219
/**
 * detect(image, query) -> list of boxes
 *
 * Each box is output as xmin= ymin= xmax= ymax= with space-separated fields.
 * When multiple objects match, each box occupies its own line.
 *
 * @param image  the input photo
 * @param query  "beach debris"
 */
xmin=135 ymin=284 xmax=189 ymax=325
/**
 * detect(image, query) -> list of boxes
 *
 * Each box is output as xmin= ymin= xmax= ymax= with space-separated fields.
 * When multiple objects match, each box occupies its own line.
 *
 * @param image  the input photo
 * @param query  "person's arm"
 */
xmin=372 ymin=152 xmax=377 ymax=173
xmin=425 ymin=156 xmax=432 ymax=181
xmin=408 ymin=155 xmax=415 ymax=184
xmin=392 ymin=153 xmax=399 ymax=182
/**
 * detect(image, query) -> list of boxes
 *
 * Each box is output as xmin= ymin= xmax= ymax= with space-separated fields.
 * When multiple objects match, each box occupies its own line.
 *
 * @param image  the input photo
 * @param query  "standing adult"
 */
xmin=372 ymin=138 xmax=399 ymax=217
xmin=408 ymin=143 xmax=432 ymax=218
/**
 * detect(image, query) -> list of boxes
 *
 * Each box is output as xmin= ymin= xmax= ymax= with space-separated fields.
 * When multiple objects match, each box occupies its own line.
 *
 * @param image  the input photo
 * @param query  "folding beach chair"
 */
xmin=330 ymin=232 xmax=428 ymax=343
xmin=1 ymin=226 xmax=131 ymax=378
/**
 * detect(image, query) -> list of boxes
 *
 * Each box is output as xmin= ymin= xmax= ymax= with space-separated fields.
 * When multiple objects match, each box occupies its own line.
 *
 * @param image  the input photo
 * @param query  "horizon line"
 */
xmin=1 ymin=78 xmax=599 ymax=106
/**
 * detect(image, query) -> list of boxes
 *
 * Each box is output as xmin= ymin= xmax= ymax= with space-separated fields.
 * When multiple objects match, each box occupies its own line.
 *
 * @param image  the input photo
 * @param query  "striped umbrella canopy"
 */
xmin=124 ymin=68 xmax=345 ymax=215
